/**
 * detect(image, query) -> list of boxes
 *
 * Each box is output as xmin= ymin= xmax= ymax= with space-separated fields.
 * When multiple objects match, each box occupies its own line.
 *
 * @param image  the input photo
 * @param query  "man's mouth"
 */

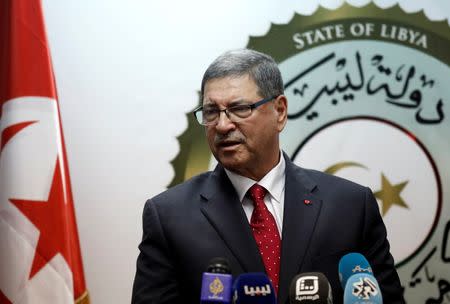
xmin=217 ymin=140 xmax=242 ymax=149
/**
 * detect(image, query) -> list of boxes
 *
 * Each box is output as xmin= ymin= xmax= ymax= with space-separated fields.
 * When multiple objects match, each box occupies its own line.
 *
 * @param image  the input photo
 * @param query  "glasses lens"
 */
xmin=193 ymin=109 xmax=204 ymax=125
xmin=228 ymin=105 xmax=252 ymax=119
xmin=202 ymin=108 xmax=219 ymax=124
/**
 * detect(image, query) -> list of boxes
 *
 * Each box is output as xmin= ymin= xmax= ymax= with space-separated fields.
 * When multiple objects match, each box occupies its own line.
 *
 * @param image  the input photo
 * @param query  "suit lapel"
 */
xmin=278 ymin=156 xmax=323 ymax=303
xmin=200 ymin=165 xmax=265 ymax=273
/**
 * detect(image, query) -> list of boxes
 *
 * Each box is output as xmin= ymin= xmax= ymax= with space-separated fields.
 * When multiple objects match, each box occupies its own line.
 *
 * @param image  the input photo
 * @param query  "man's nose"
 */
xmin=215 ymin=111 xmax=235 ymax=133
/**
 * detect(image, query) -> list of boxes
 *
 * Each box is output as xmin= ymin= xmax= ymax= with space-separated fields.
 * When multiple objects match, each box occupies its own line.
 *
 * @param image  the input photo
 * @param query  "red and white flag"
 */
xmin=0 ymin=0 xmax=89 ymax=303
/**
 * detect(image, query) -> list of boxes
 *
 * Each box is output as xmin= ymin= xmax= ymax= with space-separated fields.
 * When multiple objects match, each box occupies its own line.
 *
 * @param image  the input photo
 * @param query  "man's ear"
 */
xmin=274 ymin=95 xmax=288 ymax=132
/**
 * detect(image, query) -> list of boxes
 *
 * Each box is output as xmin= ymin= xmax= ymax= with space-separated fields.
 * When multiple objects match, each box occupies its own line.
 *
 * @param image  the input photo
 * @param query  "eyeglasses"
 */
xmin=193 ymin=95 xmax=278 ymax=126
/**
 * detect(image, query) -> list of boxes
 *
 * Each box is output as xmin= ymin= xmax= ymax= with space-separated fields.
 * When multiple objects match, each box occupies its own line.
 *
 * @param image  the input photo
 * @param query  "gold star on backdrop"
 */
xmin=374 ymin=173 xmax=409 ymax=216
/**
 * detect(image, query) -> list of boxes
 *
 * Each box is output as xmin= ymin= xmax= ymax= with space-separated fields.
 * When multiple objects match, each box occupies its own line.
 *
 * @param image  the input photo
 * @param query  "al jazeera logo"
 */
xmin=171 ymin=3 xmax=450 ymax=302
xmin=209 ymin=277 xmax=224 ymax=299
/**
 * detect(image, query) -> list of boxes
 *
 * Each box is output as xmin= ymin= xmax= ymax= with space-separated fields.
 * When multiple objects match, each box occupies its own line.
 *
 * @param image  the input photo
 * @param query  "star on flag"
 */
xmin=11 ymin=158 xmax=74 ymax=279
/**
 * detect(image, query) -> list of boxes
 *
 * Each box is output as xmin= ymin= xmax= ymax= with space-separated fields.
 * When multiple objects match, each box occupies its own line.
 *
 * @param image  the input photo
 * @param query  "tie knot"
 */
xmin=249 ymin=184 xmax=267 ymax=202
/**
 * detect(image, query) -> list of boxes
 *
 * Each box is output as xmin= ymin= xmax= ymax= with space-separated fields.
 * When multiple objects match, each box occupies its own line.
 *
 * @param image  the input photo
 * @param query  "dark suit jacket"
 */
xmin=132 ymin=155 xmax=405 ymax=303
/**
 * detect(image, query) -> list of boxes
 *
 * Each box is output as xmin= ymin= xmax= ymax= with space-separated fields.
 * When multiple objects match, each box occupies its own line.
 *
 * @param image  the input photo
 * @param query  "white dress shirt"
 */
xmin=224 ymin=154 xmax=286 ymax=237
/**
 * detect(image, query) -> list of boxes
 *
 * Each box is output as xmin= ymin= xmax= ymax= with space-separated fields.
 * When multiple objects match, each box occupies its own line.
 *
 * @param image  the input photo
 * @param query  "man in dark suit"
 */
xmin=132 ymin=49 xmax=405 ymax=303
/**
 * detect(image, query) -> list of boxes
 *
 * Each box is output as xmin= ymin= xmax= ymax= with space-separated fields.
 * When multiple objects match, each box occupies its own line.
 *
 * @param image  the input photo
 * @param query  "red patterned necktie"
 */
xmin=248 ymin=184 xmax=281 ymax=294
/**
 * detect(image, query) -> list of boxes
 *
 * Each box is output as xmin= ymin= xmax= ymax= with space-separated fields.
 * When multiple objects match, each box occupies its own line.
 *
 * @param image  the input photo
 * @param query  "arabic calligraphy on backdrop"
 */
xmin=284 ymin=51 xmax=444 ymax=124
xmin=409 ymin=221 xmax=450 ymax=303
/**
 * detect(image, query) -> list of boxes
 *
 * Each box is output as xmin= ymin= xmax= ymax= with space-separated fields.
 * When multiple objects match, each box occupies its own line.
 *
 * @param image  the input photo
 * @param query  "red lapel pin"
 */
xmin=304 ymin=199 xmax=311 ymax=205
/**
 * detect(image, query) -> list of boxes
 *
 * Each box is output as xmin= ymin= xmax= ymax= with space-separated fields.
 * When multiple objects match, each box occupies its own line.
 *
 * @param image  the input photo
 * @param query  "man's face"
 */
xmin=203 ymin=75 xmax=287 ymax=180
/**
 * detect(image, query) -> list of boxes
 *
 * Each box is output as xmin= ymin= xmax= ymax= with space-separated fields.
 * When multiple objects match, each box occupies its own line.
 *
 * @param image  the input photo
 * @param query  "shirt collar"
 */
xmin=224 ymin=152 xmax=286 ymax=203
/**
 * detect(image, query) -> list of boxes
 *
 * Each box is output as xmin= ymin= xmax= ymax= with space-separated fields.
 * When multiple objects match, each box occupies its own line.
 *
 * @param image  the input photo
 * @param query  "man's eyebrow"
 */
xmin=228 ymin=100 xmax=248 ymax=107
xmin=203 ymin=99 xmax=248 ymax=107
xmin=202 ymin=103 xmax=218 ymax=108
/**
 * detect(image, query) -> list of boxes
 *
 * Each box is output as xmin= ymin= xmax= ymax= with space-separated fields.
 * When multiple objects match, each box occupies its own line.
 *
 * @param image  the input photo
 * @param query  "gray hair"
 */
xmin=200 ymin=49 xmax=284 ymax=100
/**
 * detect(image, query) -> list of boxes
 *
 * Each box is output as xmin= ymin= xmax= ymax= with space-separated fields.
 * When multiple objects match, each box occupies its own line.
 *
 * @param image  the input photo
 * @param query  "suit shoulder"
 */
xmin=294 ymin=166 xmax=376 ymax=215
xmin=299 ymin=166 xmax=368 ymax=192
xmin=148 ymin=171 xmax=212 ymax=207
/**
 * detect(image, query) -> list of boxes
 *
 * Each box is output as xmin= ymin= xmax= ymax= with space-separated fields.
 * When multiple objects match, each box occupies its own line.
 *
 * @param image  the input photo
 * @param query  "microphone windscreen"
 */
xmin=288 ymin=272 xmax=332 ymax=304
xmin=338 ymin=252 xmax=373 ymax=289
xmin=232 ymin=273 xmax=276 ymax=304
xmin=344 ymin=273 xmax=383 ymax=303
xmin=208 ymin=257 xmax=232 ymax=274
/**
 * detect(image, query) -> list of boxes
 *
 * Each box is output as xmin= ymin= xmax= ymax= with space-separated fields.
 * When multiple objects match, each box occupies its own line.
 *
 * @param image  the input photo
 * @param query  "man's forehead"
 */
xmin=203 ymin=75 xmax=259 ymax=104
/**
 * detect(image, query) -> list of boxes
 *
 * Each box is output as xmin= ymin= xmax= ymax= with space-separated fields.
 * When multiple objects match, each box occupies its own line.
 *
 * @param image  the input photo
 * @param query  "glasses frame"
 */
xmin=193 ymin=95 xmax=279 ymax=126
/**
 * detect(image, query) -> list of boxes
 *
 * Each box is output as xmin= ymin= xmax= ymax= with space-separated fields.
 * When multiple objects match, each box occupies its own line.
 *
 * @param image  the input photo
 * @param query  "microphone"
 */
xmin=344 ymin=273 xmax=382 ymax=303
xmin=288 ymin=272 xmax=333 ymax=304
xmin=338 ymin=253 xmax=373 ymax=290
xmin=232 ymin=273 xmax=276 ymax=304
xmin=200 ymin=257 xmax=233 ymax=303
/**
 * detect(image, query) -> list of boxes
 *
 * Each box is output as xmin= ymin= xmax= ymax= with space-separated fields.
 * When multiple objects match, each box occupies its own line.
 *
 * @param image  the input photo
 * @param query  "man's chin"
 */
xmin=217 ymin=157 xmax=245 ymax=173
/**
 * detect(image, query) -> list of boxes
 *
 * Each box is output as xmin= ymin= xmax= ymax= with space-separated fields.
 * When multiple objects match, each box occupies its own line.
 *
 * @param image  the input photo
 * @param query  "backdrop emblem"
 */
xmin=171 ymin=3 xmax=450 ymax=302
